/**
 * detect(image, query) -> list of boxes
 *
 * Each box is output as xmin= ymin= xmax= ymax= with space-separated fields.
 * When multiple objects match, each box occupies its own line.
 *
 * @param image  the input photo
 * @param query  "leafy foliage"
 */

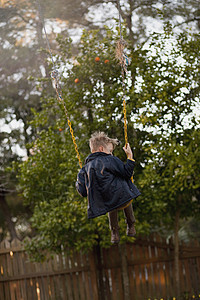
xmin=18 ymin=24 xmax=200 ymax=260
xmin=134 ymin=28 xmax=200 ymax=235
xmin=18 ymin=28 xmax=149 ymax=260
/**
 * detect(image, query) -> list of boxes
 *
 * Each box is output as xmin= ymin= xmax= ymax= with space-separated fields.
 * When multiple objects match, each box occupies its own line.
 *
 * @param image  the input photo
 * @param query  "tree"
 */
xmin=17 ymin=27 xmax=152 ymax=261
xmin=0 ymin=0 xmax=54 ymax=239
xmin=41 ymin=0 xmax=200 ymax=44
xmin=134 ymin=27 xmax=200 ymax=296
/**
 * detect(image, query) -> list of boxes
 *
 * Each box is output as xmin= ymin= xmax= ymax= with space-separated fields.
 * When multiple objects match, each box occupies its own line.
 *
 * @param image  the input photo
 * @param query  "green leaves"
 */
xmin=18 ymin=25 xmax=200 ymax=260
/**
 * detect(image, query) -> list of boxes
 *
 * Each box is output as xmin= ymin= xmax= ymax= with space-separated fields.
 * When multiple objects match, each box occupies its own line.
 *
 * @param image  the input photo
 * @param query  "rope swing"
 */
xmin=115 ymin=0 xmax=131 ymax=148
xmin=115 ymin=0 xmax=134 ymax=182
xmin=37 ymin=0 xmax=131 ymax=169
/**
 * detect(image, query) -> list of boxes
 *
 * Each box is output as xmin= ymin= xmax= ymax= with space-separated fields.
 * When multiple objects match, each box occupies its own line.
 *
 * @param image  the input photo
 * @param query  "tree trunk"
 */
xmin=0 ymin=191 xmax=19 ymax=241
xmin=35 ymin=2 xmax=49 ymax=74
xmin=87 ymin=107 xmax=94 ymax=133
xmin=126 ymin=13 xmax=135 ymax=44
xmin=35 ymin=0 xmax=52 ymax=85
xmin=174 ymin=208 xmax=180 ymax=298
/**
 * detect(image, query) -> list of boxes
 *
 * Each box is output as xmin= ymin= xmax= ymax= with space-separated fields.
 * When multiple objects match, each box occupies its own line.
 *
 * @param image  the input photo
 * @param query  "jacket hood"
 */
xmin=85 ymin=152 xmax=111 ymax=164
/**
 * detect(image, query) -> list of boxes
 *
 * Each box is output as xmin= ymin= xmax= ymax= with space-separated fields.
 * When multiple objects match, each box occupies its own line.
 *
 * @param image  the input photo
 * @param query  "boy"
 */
xmin=76 ymin=132 xmax=141 ymax=243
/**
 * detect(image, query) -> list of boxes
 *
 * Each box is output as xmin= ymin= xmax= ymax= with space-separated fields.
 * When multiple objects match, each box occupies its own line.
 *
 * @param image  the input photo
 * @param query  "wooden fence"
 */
xmin=0 ymin=235 xmax=200 ymax=300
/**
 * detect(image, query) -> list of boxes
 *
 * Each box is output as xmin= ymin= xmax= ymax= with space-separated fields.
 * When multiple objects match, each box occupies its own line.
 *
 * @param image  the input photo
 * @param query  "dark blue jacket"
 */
xmin=76 ymin=152 xmax=141 ymax=219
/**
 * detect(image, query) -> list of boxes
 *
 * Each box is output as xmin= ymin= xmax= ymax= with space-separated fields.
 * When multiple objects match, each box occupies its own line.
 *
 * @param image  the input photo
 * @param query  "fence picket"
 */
xmin=140 ymin=238 xmax=149 ymax=299
xmin=71 ymin=251 xmax=81 ymax=300
xmin=0 ymin=279 xmax=4 ymax=299
xmin=126 ymin=242 xmax=135 ymax=299
xmin=132 ymin=242 xmax=142 ymax=299
xmin=49 ymin=275 xmax=56 ymax=300
xmin=41 ymin=275 xmax=50 ymax=300
xmin=18 ymin=249 xmax=27 ymax=300
xmin=89 ymin=249 xmax=99 ymax=300
xmin=143 ymin=239 xmax=152 ymax=297
xmin=115 ymin=245 xmax=124 ymax=300
xmin=81 ymin=253 xmax=91 ymax=300
xmin=157 ymin=235 xmax=167 ymax=299
xmin=179 ymin=240 xmax=185 ymax=297
xmin=77 ymin=252 xmax=87 ymax=300
xmin=52 ymin=254 xmax=61 ymax=299
xmin=109 ymin=245 xmax=120 ymax=300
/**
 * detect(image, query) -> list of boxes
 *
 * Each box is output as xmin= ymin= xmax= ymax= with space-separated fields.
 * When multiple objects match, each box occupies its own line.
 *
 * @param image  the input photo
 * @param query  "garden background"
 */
xmin=0 ymin=0 xmax=200 ymax=299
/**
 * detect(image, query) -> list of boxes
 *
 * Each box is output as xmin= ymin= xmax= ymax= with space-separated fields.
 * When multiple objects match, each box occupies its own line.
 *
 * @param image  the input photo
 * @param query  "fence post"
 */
xmin=119 ymin=243 xmax=130 ymax=300
xmin=89 ymin=246 xmax=100 ymax=300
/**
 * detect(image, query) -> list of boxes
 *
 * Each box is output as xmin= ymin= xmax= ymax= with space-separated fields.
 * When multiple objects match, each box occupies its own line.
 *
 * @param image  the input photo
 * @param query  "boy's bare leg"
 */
xmin=108 ymin=210 xmax=120 ymax=244
xmin=123 ymin=204 xmax=136 ymax=236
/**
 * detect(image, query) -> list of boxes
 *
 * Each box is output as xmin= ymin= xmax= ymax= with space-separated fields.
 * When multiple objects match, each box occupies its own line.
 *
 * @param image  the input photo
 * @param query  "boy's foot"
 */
xmin=111 ymin=228 xmax=120 ymax=244
xmin=127 ymin=224 xmax=136 ymax=237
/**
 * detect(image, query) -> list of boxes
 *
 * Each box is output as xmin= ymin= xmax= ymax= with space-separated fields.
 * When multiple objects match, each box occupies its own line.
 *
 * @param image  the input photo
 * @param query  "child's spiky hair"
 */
xmin=89 ymin=132 xmax=119 ymax=152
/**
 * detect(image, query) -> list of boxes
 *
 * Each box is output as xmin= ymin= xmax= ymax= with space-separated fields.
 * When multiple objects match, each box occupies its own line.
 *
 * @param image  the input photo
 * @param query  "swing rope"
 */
xmin=116 ymin=0 xmax=131 ymax=148
xmin=37 ymin=0 xmax=82 ymax=168
xmin=116 ymin=0 xmax=134 ymax=182
xmin=51 ymin=72 xmax=82 ymax=168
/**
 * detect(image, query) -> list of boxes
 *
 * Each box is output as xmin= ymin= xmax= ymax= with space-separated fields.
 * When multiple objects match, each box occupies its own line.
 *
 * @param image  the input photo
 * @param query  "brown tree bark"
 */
xmin=174 ymin=207 xmax=180 ymax=298
xmin=35 ymin=1 xmax=52 ymax=80
xmin=0 ymin=191 xmax=19 ymax=241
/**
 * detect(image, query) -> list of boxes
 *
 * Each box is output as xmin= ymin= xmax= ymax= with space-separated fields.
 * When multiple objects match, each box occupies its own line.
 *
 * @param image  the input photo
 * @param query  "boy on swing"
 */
xmin=76 ymin=132 xmax=141 ymax=243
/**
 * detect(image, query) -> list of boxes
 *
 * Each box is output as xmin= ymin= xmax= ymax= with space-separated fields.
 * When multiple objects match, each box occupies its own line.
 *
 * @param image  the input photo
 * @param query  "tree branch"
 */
xmin=173 ymin=17 xmax=200 ymax=28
